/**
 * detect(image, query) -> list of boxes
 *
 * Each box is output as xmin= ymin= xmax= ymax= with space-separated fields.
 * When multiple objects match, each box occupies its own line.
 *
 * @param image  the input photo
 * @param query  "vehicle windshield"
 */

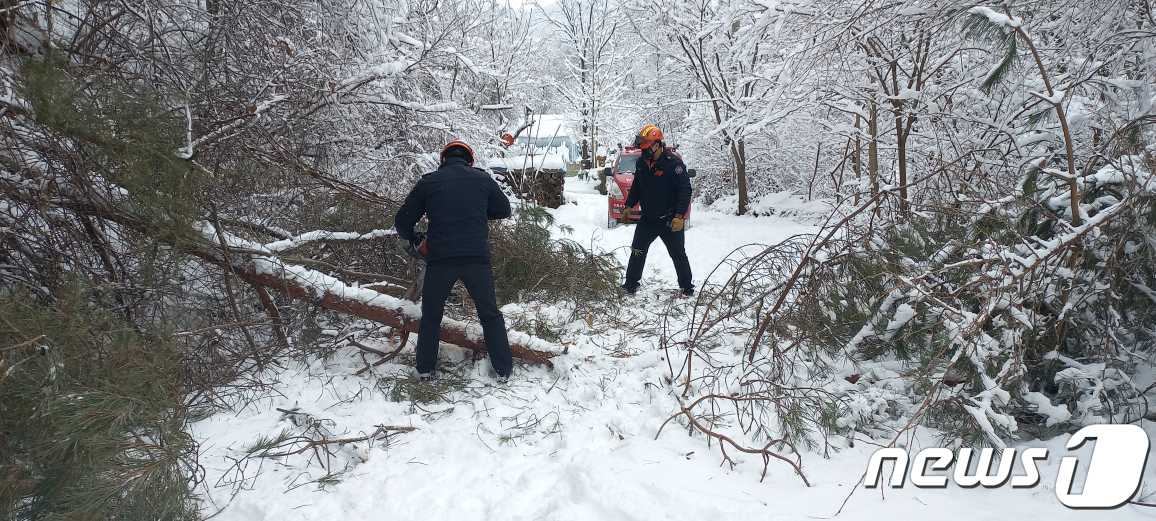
xmin=615 ymin=154 xmax=639 ymax=173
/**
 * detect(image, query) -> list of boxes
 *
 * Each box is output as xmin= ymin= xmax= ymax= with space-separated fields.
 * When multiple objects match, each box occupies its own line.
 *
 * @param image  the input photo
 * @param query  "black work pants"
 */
xmin=416 ymin=263 xmax=513 ymax=376
xmin=623 ymin=219 xmax=693 ymax=291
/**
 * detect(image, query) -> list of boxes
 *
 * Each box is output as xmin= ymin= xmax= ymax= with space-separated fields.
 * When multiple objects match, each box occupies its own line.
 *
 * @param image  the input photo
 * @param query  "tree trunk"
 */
xmin=867 ymin=96 xmax=881 ymax=213
xmin=894 ymin=105 xmax=910 ymax=217
xmin=734 ymin=138 xmax=749 ymax=215
xmin=589 ymin=98 xmax=597 ymax=169
xmin=852 ymin=113 xmax=862 ymax=205
xmin=807 ymin=141 xmax=822 ymax=201
xmin=580 ymin=54 xmax=590 ymax=167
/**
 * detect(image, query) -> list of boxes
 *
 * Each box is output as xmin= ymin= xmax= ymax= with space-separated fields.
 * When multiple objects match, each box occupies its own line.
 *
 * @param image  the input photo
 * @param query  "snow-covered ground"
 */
xmin=193 ymin=176 xmax=1154 ymax=520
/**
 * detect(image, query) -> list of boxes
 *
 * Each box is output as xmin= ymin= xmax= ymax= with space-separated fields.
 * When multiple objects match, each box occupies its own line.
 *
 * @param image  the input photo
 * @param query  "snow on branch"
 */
xmin=177 ymin=94 xmax=290 ymax=159
xmin=361 ymin=97 xmax=459 ymax=112
xmin=996 ymin=198 xmax=1131 ymax=286
xmin=263 ymin=229 xmax=397 ymax=252
xmin=298 ymin=59 xmax=417 ymax=117
xmin=967 ymin=6 xmax=1022 ymax=28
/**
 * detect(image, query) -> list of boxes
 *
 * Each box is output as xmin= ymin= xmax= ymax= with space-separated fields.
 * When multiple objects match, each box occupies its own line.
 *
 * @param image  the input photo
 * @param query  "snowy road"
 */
xmin=550 ymin=176 xmax=816 ymax=289
xmin=194 ymin=177 xmax=1152 ymax=521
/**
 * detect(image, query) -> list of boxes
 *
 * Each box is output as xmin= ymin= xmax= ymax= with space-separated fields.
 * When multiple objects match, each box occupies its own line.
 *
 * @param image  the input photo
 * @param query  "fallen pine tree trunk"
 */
xmin=191 ymin=221 xmax=560 ymax=368
xmin=232 ymin=260 xmax=559 ymax=368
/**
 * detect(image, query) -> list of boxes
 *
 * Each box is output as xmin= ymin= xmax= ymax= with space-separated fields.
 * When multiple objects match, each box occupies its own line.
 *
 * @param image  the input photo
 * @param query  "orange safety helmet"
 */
xmin=441 ymin=140 xmax=475 ymax=165
xmin=635 ymin=124 xmax=664 ymax=149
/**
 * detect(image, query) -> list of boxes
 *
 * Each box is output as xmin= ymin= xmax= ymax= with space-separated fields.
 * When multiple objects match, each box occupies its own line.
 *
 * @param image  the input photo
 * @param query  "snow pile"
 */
xmin=703 ymin=190 xmax=833 ymax=222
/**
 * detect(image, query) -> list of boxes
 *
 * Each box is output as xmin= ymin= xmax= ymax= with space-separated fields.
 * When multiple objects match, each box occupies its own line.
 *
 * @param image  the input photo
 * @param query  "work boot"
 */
xmin=621 ymin=284 xmax=638 ymax=296
xmin=417 ymin=370 xmax=437 ymax=382
xmin=679 ymin=287 xmax=695 ymax=298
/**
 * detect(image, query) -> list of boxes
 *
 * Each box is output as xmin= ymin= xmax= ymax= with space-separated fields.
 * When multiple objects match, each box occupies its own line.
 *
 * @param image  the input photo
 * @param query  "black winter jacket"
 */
xmin=624 ymin=148 xmax=692 ymax=222
xmin=394 ymin=157 xmax=512 ymax=265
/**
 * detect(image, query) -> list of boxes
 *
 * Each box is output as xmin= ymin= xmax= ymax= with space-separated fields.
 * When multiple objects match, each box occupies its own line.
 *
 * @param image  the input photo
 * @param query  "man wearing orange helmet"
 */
xmin=620 ymin=124 xmax=694 ymax=296
xmin=394 ymin=140 xmax=514 ymax=382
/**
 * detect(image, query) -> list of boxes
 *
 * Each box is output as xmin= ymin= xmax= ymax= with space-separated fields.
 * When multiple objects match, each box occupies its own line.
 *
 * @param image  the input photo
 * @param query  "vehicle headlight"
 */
xmin=607 ymin=181 xmax=623 ymax=199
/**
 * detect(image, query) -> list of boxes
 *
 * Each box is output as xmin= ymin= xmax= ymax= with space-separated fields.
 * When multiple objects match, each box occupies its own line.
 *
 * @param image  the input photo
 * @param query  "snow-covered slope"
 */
xmin=193 ymin=177 xmax=1153 ymax=520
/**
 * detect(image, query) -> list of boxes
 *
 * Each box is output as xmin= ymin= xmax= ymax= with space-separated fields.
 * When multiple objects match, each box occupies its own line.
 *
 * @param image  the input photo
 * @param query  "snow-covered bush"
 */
xmin=666 ymin=154 xmax=1153 ymax=485
xmin=655 ymin=0 xmax=1156 ymax=475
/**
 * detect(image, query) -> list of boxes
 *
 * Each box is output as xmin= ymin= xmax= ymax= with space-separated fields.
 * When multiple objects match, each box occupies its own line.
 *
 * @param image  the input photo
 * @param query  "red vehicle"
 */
xmin=602 ymin=147 xmax=696 ymax=228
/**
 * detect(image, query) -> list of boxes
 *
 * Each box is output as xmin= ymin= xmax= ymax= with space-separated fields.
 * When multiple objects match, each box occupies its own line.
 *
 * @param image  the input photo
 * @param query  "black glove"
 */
xmin=403 ymin=232 xmax=428 ymax=259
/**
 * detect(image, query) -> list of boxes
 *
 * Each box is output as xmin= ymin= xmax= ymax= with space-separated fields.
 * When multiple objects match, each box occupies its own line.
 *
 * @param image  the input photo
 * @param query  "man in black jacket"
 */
xmin=620 ymin=124 xmax=694 ymax=296
xmin=394 ymin=140 xmax=514 ymax=381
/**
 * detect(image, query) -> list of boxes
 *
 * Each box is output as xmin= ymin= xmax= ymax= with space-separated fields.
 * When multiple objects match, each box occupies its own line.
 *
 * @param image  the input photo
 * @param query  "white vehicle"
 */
xmin=491 ymin=115 xmax=582 ymax=174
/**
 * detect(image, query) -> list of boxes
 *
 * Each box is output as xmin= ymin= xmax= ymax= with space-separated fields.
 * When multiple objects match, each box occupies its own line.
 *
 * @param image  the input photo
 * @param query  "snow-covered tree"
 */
xmin=538 ymin=0 xmax=632 ymax=165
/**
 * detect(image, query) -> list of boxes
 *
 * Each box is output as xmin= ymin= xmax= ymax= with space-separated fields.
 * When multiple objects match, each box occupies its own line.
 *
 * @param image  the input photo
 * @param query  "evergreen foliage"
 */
xmin=0 ymin=282 xmax=199 ymax=520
